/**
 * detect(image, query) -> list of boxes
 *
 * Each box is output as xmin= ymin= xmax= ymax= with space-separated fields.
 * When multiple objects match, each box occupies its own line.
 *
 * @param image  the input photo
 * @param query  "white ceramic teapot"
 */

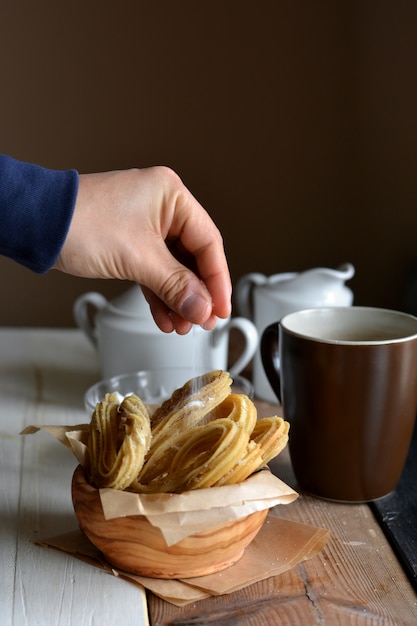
xmin=236 ymin=263 xmax=355 ymax=402
xmin=73 ymin=285 xmax=258 ymax=381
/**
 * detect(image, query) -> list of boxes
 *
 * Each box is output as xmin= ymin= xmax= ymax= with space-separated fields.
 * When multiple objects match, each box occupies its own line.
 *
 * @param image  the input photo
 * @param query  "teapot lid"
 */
xmin=262 ymin=263 xmax=355 ymax=292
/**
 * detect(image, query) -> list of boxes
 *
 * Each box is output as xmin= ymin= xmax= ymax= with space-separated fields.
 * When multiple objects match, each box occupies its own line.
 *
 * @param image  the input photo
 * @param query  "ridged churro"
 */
xmin=86 ymin=371 xmax=289 ymax=494
xmin=87 ymin=392 xmax=151 ymax=489
xmin=215 ymin=416 xmax=289 ymax=486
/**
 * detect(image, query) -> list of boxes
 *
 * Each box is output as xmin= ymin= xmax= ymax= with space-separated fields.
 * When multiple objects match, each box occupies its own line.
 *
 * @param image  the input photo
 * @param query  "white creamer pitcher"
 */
xmin=236 ymin=263 xmax=355 ymax=402
xmin=74 ymin=285 xmax=258 ymax=381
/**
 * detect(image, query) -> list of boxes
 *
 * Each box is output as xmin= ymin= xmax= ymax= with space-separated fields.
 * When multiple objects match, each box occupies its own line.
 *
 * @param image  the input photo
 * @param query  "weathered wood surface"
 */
xmin=148 ymin=401 xmax=417 ymax=625
xmin=1 ymin=328 xmax=416 ymax=626
xmin=0 ymin=329 xmax=149 ymax=626
xmin=371 ymin=418 xmax=417 ymax=590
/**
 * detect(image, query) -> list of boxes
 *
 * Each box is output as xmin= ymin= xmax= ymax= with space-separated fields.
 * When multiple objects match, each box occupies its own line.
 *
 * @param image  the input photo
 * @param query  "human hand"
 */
xmin=55 ymin=166 xmax=232 ymax=333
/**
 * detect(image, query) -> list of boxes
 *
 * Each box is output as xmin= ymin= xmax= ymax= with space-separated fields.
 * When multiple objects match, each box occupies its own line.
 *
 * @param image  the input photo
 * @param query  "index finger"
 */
xmin=178 ymin=211 xmax=232 ymax=320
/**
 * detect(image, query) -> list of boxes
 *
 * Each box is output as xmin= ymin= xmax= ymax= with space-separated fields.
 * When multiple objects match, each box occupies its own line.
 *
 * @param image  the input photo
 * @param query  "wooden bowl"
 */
xmin=72 ymin=465 xmax=268 ymax=579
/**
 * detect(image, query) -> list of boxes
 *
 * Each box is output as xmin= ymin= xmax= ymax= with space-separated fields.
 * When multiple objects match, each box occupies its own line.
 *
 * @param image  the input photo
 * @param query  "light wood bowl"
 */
xmin=72 ymin=465 xmax=268 ymax=579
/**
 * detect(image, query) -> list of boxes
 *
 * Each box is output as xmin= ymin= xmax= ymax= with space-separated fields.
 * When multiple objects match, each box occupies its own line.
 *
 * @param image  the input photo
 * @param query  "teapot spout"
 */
xmin=298 ymin=262 xmax=355 ymax=284
xmin=286 ymin=263 xmax=355 ymax=306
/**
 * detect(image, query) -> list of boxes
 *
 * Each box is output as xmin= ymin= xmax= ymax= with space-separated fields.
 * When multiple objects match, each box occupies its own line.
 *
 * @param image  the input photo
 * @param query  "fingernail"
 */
xmin=181 ymin=293 xmax=210 ymax=322
xmin=201 ymin=319 xmax=216 ymax=331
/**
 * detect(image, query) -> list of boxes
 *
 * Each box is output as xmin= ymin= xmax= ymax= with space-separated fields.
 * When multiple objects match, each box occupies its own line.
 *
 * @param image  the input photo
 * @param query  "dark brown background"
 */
xmin=1 ymin=1 xmax=416 ymax=326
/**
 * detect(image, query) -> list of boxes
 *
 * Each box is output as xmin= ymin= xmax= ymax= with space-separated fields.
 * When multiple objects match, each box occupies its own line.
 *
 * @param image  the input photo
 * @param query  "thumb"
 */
xmin=142 ymin=280 xmax=214 ymax=334
xmin=138 ymin=247 xmax=214 ymax=332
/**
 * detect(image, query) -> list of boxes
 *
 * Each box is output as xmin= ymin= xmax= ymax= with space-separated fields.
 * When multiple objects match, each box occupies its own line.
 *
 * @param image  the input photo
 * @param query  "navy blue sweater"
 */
xmin=0 ymin=154 xmax=79 ymax=273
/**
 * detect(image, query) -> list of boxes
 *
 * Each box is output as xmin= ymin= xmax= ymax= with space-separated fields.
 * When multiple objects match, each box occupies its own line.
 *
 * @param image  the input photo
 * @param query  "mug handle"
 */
xmin=73 ymin=292 xmax=109 ymax=348
xmin=214 ymin=317 xmax=258 ymax=377
xmin=260 ymin=322 xmax=282 ymax=403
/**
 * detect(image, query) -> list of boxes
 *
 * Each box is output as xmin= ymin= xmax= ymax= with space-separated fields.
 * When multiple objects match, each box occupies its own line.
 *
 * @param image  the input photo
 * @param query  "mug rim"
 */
xmin=279 ymin=306 xmax=417 ymax=345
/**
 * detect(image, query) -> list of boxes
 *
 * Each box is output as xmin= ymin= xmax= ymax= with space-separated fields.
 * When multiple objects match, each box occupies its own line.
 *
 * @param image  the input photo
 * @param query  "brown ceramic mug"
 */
xmin=261 ymin=307 xmax=417 ymax=502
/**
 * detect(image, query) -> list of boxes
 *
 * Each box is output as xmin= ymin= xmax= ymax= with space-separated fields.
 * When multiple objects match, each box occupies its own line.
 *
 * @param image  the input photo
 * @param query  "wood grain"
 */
xmin=0 ymin=329 xmax=150 ymax=626
xmin=147 ymin=422 xmax=417 ymax=625
xmin=2 ymin=328 xmax=417 ymax=625
xmin=371 ymin=418 xmax=417 ymax=590
xmin=72 ymin=465 xmax=268 ymax=579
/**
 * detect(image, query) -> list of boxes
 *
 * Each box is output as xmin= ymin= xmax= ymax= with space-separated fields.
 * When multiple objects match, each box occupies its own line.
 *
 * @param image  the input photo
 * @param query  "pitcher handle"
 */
xmin=260 ymin=322 xmax=282 ymax=403
xmin=235 ymin=273 xmax=266 ymax=318
xmin=73 ymin=292 xmax=108 ymax=348
xmin=213 ymin=317 xmax=258 ymax=377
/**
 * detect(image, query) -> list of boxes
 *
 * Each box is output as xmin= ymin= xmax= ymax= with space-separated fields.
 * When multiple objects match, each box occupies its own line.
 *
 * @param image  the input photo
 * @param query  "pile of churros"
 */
xmin=87 ymin=370 xmax=289 ymax=494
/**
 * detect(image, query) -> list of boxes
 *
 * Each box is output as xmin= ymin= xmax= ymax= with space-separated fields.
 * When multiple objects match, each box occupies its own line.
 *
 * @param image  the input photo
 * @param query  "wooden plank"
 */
xmin=148 ymin=413 xmax=417 ymax=625
xmin=276 ymin=489 xmax=417 ymax=625
xmin=3 ymin=329 xmax=416 ymax=625
xmin=371 ymin=418 xmax=417 ymax=590
xmin=0 ymin=329 xmax=150 ymax=626
xmin=0 ymin=363 xmax=30 ymax=626
xmin=148 ymin=569 xmax=312 ymax=626
xmin=15 ymin=412 xmax=150 ymax=625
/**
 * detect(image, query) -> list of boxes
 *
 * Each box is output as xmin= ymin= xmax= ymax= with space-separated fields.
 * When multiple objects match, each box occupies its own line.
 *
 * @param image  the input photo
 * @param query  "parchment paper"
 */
xmin=38 ymin=514 xmax=330 ymax=607
xmin=23 ymin=422 xmax=330 ymax=605
xmin=23 ymin=424 xmax=299 ymax=545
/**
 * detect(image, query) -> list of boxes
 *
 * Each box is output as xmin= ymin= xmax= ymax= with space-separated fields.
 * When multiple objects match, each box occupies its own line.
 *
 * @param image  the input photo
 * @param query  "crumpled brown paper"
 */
xmin=23 ymin=422 xmax=330 ymax=606
xmin=23 ymin=423 xmax=299 ymax=545
xmin=38 ymin=513 xmax=329 ymax=607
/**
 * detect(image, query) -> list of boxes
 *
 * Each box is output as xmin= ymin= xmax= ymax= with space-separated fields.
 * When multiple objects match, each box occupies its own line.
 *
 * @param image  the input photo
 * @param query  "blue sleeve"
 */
xmin=0 ymin=154 xmax=79 ymax=273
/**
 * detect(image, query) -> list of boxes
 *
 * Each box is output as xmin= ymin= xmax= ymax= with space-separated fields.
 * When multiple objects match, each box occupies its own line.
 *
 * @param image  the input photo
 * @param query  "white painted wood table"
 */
xmin=0 ymin=328 xmax=149 ymax=626
xmin=2 ymin=328 xmax=417 ymax=625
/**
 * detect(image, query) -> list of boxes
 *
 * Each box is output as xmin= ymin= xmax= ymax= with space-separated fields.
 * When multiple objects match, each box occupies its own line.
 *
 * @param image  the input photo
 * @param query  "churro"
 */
xmin=86 ymin=371 xmax=289 ymax=494
xmin=87 ymin=392 xmax=151 ymax=489
xmin=215 ymin=416 xmax=289 ymax=486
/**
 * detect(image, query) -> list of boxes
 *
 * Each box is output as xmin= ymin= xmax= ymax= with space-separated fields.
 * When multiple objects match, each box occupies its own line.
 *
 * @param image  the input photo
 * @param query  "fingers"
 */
xmin=137 ymin=170 xmax=232 ymax=331
xmin=142 ymin=274 xmax=220 ymax=334
xmin=59 ymin=167 xmax=232 ymax=334
xmin=141 ymin=286 xmax=194 ymax=334
xmin=170 ymin=191 xmax=232 ymax=322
